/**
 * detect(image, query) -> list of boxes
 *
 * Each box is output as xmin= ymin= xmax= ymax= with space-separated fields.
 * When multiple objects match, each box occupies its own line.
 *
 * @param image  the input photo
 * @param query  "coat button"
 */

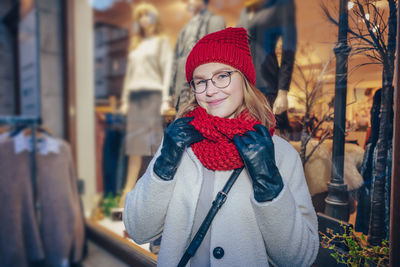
xmin=213 ymin=247 xmax=224 ymax=259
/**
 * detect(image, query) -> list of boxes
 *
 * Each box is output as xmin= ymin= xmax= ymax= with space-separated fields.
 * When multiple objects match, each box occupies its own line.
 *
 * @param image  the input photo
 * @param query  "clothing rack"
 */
xmin=0 ymin=116 xmax=42 ymax=224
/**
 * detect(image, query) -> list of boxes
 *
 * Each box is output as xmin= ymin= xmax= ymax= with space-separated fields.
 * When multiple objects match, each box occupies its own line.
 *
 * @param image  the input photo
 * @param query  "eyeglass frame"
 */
xmin=189 ymin=70 xmax=239 ymax=94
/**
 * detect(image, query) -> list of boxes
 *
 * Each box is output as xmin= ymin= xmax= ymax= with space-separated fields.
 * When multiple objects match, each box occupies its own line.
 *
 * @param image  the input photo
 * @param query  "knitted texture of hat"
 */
xmin=186 ymin=106 xmax=274 ymax=171
xmin=185 ymin=27 xmax=256 ymax=86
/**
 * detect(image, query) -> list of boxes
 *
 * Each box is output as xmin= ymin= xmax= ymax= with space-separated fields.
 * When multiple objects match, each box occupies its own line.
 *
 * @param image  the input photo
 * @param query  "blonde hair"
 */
xmin=176 ymin=72 xmax=276 ymax=129
xmin=129 ymin=3 xmax=162 ymax=50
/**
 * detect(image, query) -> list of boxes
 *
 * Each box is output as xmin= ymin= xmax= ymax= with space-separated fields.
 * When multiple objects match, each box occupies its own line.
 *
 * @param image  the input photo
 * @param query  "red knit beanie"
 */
xmin=185 ymin=27 xmax=256 ymax=86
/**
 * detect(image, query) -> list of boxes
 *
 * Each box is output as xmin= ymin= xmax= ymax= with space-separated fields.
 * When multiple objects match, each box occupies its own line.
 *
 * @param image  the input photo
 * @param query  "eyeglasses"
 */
xmin=189 ymin=70 xmax=238 ymax=94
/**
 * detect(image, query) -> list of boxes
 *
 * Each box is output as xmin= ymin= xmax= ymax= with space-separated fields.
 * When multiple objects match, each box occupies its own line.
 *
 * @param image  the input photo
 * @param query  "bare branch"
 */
xmin=355 ymin=1 xmax=386 ymax=56
xmin=324 ymin=0 xmax=393 ymax=61
xmin=310 ymin=111 xmax=335 ymax=138
xmin=353 ymin=61 xmax=383 ymax=69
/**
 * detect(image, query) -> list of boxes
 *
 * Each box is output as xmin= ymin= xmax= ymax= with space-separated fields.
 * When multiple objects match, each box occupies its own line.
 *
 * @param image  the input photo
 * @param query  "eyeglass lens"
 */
xmin=191 ymin=71 xmax=234 ymax=93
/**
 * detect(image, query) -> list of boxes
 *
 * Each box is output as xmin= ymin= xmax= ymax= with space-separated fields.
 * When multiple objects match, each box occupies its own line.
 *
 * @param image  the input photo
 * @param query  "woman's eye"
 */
xmin=216 ymin=73 xmax=229 ymax=79
xmin=195 ymin=80 xmax=207 ymax=86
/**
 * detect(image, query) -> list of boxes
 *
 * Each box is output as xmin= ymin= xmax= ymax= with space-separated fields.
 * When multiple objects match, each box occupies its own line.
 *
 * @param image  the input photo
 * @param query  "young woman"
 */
xmin=123 ymin=27 xmax=319 ymax=267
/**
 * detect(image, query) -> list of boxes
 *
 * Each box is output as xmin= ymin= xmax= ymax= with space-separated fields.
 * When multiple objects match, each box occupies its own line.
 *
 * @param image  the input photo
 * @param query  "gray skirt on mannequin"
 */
xmin=125 ymin=90 xmax=163 ymax=156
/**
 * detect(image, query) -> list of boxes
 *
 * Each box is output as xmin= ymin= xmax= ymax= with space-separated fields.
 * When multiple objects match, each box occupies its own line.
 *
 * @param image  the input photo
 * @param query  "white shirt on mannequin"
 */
xmin=120 ymin=35 xmax=172 ymax=113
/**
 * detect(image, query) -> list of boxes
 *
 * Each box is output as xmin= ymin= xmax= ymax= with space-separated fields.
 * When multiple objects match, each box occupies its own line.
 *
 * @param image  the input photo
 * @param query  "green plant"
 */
xmin=320 ymin=224 xmax=389 ymax=267
xmin=101 ymin=193 xmax=121 ymax=217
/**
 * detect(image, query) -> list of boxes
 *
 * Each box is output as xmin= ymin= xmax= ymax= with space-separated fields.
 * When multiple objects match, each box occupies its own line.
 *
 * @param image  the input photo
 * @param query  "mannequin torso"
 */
xmin=237 ymin=0 xmax=296 ymax=114
xmin=170 ymin=7 xmax=225 ymax=111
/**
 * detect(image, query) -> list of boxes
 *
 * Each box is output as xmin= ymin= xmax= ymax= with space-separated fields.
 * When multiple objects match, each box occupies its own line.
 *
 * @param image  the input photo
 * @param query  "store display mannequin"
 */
xmin=237 ymin=0 xmax=296 ymax=115
xmin=119 ymin=3 xmax=172 ymax=207
xmin=169 ymin=0 xmax=225 ymax=111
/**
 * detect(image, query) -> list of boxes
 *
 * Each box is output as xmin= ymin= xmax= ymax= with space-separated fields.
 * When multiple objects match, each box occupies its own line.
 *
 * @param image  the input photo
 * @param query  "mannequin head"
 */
xmin=130 ymin=3 xmax=162 ymax=50
xmin=186 ymin=0 xmax=208 ymax=15
xmin=133 ymin=3 xmax=161 ymax=37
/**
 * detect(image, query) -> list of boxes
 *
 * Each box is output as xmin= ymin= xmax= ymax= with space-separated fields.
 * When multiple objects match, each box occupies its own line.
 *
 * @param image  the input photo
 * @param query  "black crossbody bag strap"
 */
xmin=177 ymin=167 xmax=244 ymax=267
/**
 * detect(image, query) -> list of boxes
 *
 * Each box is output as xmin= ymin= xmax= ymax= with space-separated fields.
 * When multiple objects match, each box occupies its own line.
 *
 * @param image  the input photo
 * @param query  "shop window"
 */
xmin=77 ymin=0 xmax=398 ymax=266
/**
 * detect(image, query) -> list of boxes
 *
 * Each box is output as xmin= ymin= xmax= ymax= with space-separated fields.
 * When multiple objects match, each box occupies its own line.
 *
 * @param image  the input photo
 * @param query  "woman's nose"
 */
xmin=205 ymin=81 xmax=219 ymax=96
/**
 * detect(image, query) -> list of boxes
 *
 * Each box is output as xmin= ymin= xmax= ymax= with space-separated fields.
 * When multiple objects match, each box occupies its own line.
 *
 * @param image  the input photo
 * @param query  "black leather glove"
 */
xmin=233 ymin=124 xmax=284 ymax=202
xmin=154 ymin=117 xmax=203 ymax=181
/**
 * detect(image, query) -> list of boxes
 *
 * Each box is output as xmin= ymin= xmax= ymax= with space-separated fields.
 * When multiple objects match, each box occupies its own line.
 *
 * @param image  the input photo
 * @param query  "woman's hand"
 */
xmin=154 ymin=117 xmax=203 ymax=181
xmin=233 ymin=124 xmax=283 ymax=202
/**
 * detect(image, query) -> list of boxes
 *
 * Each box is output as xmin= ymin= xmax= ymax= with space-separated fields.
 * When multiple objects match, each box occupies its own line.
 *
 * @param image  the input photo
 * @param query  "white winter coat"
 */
xmin=124 ymin=135 xmax=319 ymax=267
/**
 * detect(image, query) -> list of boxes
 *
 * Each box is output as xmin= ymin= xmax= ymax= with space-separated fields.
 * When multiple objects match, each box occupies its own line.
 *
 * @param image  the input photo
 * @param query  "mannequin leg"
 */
xmin=120 ymin=155 xmax=142 ymax=207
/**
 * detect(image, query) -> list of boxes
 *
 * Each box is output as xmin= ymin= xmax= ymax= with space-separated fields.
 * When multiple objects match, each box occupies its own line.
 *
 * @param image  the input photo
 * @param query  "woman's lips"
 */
xmin=207 ymin=98 xmax=226 ymax=106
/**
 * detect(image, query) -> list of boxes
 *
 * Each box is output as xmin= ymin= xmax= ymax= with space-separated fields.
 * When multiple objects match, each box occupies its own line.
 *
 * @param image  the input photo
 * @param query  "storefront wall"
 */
xmin=37 ymin=0 xmax=65 ymax=138
xmin=71 ymin=0 xmax=97 ymax=216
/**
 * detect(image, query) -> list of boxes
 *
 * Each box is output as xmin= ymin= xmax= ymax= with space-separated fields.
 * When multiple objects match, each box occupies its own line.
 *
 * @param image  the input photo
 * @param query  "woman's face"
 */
xmin=139 ymin=12 xmax=156 ymax=31
xmin=193 ymin=63 xmax=244 ymax=118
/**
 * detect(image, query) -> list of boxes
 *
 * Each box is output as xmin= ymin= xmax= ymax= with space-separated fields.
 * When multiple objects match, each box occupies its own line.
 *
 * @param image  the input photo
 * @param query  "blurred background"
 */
xmin=0 ymin=0 xmax=396 ymax=266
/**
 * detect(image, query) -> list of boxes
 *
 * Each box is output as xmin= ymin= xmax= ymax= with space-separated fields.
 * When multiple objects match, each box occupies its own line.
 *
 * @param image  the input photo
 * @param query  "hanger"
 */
xmin=0 ymin=125 xmax=10 ymax=134
xmin=38 ymin=125 xmax=52 ymax=136
xmin=23 ymin=126 xmax=52 ymax=138
xmin=9 ymin=125 xmax=27 ymax=137
xmin=9 ymin=124 xmax=51 ymax=138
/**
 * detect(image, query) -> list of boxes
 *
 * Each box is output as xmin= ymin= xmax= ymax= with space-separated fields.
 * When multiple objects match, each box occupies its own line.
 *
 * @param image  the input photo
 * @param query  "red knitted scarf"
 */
xmin=186 ymin=106 xmax=274 ymax=171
